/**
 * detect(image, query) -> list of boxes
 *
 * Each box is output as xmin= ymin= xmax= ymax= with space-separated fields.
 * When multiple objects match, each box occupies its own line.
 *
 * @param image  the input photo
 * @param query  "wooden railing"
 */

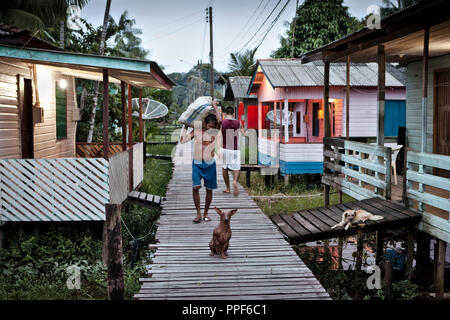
xmin=0 ymin=158 xmax=110 ymax=221
xmin=76 ymin=142 xmax=123 ymax=158
xmin=323 ymin=137 xmax=392 ymax=201
xmin=403 ymin=150 xmax=450 ymax=242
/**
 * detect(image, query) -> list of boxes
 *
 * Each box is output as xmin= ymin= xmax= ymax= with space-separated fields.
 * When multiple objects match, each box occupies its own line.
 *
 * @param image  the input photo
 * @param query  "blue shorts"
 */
xmin=192 ymin=159 xmax=217 ymax=190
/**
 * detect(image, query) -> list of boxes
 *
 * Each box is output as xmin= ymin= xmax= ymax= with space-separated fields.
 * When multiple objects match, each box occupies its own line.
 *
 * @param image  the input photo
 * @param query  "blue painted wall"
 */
xmin=385 ymin=100 xmax=406 ymax=136
xmin=258 ymin=151 xmax=323 ymax=175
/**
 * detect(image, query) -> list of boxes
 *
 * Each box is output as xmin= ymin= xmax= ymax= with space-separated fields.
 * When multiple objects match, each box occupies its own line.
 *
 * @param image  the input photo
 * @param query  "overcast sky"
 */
xmin=79 ymin=0 xmax=384 ymax=74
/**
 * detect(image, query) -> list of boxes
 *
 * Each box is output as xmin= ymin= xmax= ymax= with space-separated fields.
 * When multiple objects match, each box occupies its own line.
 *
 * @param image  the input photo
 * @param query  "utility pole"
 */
xmin=208 ymin=6 xmax=214 ymax=100
xmin=197 ymin=60 xmax=202 ymax=98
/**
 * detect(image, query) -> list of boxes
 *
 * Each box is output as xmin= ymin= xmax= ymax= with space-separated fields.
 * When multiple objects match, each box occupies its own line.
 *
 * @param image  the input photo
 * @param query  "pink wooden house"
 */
xmin=247 ymin=59 xmax=406 ymax=175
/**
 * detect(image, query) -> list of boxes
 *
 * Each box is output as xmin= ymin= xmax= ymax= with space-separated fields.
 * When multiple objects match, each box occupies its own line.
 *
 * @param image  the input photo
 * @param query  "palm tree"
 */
xmin=86 ymin=0 xmax=112 ymax=143
xmin=228 ymin=48 xmax=257 ymax=77
xmin=380 ymin=0 xmax=424 ymax=18
xmin=0 ymin=0 xmax=90 ymax=46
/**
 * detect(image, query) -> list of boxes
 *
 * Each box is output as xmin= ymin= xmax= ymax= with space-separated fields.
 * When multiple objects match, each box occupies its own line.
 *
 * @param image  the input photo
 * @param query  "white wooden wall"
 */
xmin=405 ymin=54 xmax=450 ymax=153
xmin=0 ymin=59 xmax=78 ymax=160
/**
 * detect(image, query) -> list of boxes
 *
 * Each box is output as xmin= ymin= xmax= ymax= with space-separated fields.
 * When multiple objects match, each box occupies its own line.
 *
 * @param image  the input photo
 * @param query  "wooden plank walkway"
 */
xmin=128 ymin=191 xmax=162 ymax=208
xmin=134 ymin=143 xmax=330 ymax=300
xmin=271 ymin=198 xmax=422 ymax=244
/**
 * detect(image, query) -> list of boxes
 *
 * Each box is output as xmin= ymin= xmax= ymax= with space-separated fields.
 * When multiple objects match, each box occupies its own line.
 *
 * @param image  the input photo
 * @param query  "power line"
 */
xmin=236 ymin=0 xmax=284 ymax=54
xmin=148 ymin=9 xmax=203 ymax=34
xmin=224 ymin=0 xmax=267 ymax=51
xmin=252 ymin=0 xmax=292 ymax=51
xmin=149 ymin=17 xmax=205 ymax=42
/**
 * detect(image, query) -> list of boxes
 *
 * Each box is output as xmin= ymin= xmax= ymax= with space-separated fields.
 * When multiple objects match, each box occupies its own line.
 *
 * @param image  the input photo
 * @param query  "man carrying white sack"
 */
xmin=180 ymin=101 xmax=222 ymax=223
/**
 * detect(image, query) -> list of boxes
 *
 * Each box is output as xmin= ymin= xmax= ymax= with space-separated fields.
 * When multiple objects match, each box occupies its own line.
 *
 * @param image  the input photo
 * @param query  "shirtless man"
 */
xmin=180 ymin=101 xmax=221 ymax=223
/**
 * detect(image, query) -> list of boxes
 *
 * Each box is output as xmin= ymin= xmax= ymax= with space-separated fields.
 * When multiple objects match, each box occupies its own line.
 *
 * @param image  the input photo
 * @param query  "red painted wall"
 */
xmin=238 ymin=101 xmax=258 ymax=129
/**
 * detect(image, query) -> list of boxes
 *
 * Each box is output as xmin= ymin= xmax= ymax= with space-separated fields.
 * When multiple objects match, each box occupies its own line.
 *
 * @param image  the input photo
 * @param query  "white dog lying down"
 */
xmin=331 ymin=209 xmax=384 ymax=230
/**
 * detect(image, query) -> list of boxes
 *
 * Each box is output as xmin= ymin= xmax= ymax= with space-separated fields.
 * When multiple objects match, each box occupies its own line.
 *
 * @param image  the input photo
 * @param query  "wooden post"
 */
xmin=346 ymin=56 xmax=350 ymax=140
xmin=258 ymin=101 xmax=262 ymax=138
xmin=416 ymin=231 xmax=430 ymax=283
xmin=384 ymin=260 xmax=393 ymax=300
xmin=323 ymin=61 xmax=330 ymax=206
xmin=103 ymin=69 xmax=109 ymax=160
xmin=376 ymin=45 xmax=386 ymax=197
xmin=405 ymin=226 xmax=415 ymax=280
xmin=121 ymin=81 xmax=127 ymax=152
xmin=128 ymin=84 xmax=134 ymax=192
xmin=284 ymin=174 xmax=289 ymax=186
xmin=139 ymin=88 xmax=143 ymax=143
xmin=376 ymin=45 xmax=385 ymax=147
xmin=105 ymin=204 xmax=124 ymax=300
xmin=376 ymin=230 xmax=384 ymax=266
xmin=128 ymin=84 xmax=133 ymax=148
xmin=421 ymin=26 xmax=429 ymax=153
xmin=435 ymin=240 xmax=446 ymax=300
xmin=208 ymin=6 xmax=214 ymax=100
xmin=0 ymin=222 xmax=4 ymax=249
xmin=274 ymin=101 xmax=277 ymax=130
xmin=284 ymin=98 xmax=289 ymax=143
xmin=402 ymin=148 xmax=409 ymax=207
xmin=246 ymin=170 xmax=251 ymax=187
xmin=355 ymin=229 xmax=363 ymax=273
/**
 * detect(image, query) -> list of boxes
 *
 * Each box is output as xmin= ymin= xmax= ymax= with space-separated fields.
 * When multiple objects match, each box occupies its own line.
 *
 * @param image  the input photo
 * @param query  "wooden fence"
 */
xmin=76 ymin=142 xmax=123 ymax=158
xmin=323 ymin=137 xmax=392 ymax=201
xmin=404 ymin=150 xmax=450 ymax=242
xmin=0 ymin=158 xmax=109 ymax=222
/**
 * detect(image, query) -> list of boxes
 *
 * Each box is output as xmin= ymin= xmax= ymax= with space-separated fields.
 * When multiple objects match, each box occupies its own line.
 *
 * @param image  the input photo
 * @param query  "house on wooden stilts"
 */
xmin=0 ymin=25 xmax=174 ymax=298
xmin=301 ymin=0 xmax=450 ymax=299
xmin=246 ymin=59 xmax=405 ymax=179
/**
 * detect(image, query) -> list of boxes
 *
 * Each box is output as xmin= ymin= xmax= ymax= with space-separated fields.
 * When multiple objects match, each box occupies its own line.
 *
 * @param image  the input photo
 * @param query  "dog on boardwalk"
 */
xmin=209 ymin=207 xmax=238 ymax=259
xmin=331 ymin=209 xmax=383 ymax=231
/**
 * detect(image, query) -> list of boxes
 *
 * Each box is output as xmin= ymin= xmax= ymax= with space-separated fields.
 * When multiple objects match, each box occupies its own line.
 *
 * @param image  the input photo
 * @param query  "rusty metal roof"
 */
xmin=228 ymin=76 xmax=254 ymax=98
xmin=256 ymin=59 xmax=405 ymax=88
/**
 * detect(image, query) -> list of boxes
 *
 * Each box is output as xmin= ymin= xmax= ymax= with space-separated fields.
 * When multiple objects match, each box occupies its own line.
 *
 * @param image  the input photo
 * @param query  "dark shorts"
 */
xmin=192 ymin=159 xmax=217 ymax=190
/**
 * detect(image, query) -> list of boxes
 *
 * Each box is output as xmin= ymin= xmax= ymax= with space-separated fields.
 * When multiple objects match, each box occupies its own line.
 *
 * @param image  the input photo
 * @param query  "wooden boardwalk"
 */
xmin=271 ymin=198 xmax=422 ymax=244
xmin=134 ymin=144 xmax=330 ymax=300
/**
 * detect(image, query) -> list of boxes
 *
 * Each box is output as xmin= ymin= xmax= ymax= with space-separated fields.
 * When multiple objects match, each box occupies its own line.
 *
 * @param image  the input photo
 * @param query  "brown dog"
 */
xmin=209 ymin=207 xmax=238 ymax=259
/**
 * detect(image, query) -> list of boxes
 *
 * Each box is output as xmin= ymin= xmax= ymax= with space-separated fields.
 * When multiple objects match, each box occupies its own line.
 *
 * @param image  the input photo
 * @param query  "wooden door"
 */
xmin=434 ymin=70 xmax=450 ymax=178
xmin=19 ymin=78 xmax=34 ymax=159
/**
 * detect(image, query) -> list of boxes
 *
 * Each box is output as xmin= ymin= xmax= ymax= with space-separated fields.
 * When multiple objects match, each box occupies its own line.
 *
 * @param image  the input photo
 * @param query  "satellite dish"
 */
xmin=266 ymin=110 xmax=293 ymax=125
xmin=132 ymin=98 xmax=168 ymax=120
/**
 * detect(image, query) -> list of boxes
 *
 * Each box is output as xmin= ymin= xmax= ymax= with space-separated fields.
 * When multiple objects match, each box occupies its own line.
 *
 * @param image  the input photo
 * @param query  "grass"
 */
xmin=239 ymin=171 xmax=354 ymax=216
xmin=146 ymin=143 xmax=175 ymax=157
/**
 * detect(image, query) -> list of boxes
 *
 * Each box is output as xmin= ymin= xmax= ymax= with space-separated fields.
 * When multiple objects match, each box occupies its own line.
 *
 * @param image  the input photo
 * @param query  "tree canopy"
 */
xmin=272 ymin=0 xmax=363 ymax=58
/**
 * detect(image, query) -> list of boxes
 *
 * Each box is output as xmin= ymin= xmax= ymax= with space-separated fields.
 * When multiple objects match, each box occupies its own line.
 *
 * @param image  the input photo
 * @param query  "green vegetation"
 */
xmin=239 ymin=172 xmax=354 ymax=216
xmin=272 ymin=0 xmax=363 ymax=58
xmin=0 ymin=154 xmax=173 ymax=300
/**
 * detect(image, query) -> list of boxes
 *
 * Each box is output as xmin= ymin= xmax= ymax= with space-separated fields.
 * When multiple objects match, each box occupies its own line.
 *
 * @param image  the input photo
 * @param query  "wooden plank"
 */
xmin=270 ymin=215 xmax=300 ymax=240
xmin=293 ymin=211 xmax=326 ymax=233
xmin=279 ymin=214 xmax=311 ymax=236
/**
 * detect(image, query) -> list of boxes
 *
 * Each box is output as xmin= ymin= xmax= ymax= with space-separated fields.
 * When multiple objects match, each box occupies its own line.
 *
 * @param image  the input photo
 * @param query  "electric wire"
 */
xmin=149 ymin=16 xmax=205 ymax=42
xmin=236 ymin=0 xmax=284 ymax=54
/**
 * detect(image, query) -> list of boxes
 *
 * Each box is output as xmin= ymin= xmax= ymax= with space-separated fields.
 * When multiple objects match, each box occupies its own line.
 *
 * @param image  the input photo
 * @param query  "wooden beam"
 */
xmin=105 ymin=203 xmax=124 ymax=300
xmin=375 ymin=230 xmax=384 ymax=266
xmin=103 ymin=69 xmax=109 ymax=160
xmin=435 ymin=239 xmax=446 ymax=300
xmin=323 ymin=61 xmax=330 ymax=206
xmin=405 ymin=226 xmax=415 ymax=280
xmin=377 ymin=44 xmax=385 ymax=146
xmin=284 ymin=97 xmax=289 ymax=143
xmin=421 ymin=26 xmax=429 ymax=153
xmin=346 ymin=56 xmax=350 ymax=140
xmin=121 ymin=81 xmax=126 ymax=151
xmin=139 ymin=88 xmax=143 ymax=143
xmin=128 ymin=84 xmax=133 ymax=148
xmin=384 ymin=260 xmax=393 ymax=300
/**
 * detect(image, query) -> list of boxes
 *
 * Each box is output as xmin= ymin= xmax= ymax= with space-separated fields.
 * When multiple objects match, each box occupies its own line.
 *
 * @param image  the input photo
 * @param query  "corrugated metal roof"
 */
xmin=229 ymin=76 xmax=255 ymax=98
xmin=257 ymin=59 xmax=405 ymax=88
